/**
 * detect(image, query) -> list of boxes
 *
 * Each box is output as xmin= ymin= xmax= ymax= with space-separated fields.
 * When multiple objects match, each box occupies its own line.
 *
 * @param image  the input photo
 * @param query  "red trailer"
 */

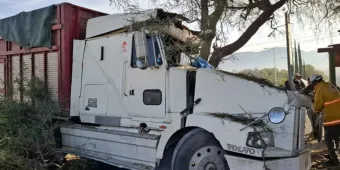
xmin=0 ymin=3 xmax=107 ymax=116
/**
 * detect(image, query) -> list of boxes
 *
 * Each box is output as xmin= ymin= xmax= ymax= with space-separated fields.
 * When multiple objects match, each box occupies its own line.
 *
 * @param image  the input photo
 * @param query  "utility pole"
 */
xmin=272 ymin=48 xmax=277 ymax=86
xmin=303 ymin=59 xmax=306 ymax=79
xmin=294 ymin=40 xmax=298 ymax=74
xmin=265 ymin=48 xmax=278 ymax=85
xmin=285 ymin=12 xmax=293 ymax=81
xmin=298 ymin=43 xmax=303 ymax=75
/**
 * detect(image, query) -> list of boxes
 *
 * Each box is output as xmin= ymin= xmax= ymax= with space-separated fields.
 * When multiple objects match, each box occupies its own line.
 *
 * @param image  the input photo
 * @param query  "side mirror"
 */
xmin=134 ymin=30 xmax=148 ymax=70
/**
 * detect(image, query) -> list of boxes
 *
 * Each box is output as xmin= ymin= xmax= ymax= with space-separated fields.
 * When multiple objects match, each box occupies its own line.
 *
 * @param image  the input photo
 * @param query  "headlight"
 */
xmin=268 ymin=107 xmax=286 ymax=124
xmin=246 ymin=131 xmax=274 ymax=148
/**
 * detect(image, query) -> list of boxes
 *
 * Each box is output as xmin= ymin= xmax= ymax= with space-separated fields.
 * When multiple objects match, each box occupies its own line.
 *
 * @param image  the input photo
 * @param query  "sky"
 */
xmin=0 ymin=0 xmax=338 ymax=72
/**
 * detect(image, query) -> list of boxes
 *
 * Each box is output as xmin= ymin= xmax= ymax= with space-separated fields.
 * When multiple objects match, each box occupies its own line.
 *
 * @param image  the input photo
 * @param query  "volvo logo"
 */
xmin=226 ymin=143 xmax=257 ymax=155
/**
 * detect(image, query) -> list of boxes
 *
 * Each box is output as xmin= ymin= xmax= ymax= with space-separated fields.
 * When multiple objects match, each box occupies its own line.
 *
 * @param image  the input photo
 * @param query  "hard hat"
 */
xmin=295 ymin=73 xmax=301 ymax=77
xmin=309 ymin=74 xmax=323 ymax=84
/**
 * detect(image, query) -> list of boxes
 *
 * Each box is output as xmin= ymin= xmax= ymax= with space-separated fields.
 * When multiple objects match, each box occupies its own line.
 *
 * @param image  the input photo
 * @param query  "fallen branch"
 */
xmin=210 ymin=112 xmax=269 ymax=128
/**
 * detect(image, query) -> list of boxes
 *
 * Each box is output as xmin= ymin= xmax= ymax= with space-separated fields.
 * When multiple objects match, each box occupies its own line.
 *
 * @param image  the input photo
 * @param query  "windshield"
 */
xmin=160 ymin=34 xmax=199 ymax=66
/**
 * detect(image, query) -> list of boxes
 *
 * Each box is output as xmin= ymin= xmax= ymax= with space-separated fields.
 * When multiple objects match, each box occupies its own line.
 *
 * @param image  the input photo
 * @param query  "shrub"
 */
xmin=0 ymin=78 xmax=61 ymax=170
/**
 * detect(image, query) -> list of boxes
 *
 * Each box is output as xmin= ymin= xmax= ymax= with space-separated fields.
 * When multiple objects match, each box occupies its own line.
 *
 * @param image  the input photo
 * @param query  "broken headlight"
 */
xmin=246 ymin=131 xmax=274 ymax=148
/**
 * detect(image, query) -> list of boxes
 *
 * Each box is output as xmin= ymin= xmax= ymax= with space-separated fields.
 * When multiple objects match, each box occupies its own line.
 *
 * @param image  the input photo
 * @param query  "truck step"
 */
xmin=60 ymin=124 xmax=159 ymax=170
xmin=62 ymin=147 xmax=154 ymax=170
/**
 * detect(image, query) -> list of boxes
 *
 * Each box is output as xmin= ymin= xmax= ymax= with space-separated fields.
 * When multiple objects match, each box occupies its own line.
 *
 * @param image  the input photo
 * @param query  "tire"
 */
xmin=171 ymin=128 xmax=229 ymax=170
xmin=156 ymin=146 xmax=174 ymax=170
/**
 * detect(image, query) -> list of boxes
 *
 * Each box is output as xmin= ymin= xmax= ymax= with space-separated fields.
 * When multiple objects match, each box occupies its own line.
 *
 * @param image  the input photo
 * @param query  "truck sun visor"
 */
xmin=0 ymin=5 xmax=55 ymax=49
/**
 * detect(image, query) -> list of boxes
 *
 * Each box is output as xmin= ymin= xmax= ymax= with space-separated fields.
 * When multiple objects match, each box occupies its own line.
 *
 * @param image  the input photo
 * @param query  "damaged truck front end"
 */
xmin=185 ymin=69 xmax=312 ymax=170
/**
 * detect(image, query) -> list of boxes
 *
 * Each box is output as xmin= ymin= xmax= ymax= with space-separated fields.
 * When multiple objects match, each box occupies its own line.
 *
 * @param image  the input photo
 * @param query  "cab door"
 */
xmin=125 ymin=34 xmax=166 ymax=119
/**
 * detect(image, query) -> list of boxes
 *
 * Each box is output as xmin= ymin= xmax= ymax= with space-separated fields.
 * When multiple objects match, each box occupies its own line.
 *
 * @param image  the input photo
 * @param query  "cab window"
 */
xmin=131 ymin=34 xmax=163 ymax=68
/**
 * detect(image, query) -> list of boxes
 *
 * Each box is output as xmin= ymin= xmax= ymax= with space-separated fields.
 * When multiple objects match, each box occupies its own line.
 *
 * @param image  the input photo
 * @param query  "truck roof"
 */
xmin=85 ymin=8 xmax=200 ymax=39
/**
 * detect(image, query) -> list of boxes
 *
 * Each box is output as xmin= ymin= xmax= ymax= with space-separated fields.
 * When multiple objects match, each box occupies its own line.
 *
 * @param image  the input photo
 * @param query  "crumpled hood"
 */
xmin=193 ymin=69 xmax=290 ymax=114
xmin=192 ymin=69 xmax=310 ymax=157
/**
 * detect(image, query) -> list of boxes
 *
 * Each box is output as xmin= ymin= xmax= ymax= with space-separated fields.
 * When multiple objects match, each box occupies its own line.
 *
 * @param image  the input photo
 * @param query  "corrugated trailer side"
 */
xmin=0 ymin=3 xmax=107 ymax=116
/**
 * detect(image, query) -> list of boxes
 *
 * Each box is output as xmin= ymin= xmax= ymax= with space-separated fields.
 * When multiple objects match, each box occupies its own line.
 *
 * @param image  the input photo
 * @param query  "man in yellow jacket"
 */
xmin=310 ymin=74 xmax=340 ymax=165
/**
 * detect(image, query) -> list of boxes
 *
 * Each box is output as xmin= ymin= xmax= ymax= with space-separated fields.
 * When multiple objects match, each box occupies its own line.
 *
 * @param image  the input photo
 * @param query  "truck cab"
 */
xmin=60 ymin=9 xmax=312 ymax=170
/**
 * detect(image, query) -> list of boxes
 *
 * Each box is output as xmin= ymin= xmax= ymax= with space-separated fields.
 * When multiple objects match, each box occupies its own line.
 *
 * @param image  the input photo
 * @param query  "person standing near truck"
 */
xmin=303 ymin=78 xmax=319 ymax=140
xmin=310 ymin=74 xmax=340 ymax=165
xmin=294 ymin=73 xmax=306 ymax=89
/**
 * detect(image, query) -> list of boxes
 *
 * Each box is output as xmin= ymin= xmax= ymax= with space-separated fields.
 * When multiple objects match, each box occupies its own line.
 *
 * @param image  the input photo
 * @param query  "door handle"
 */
xmin=129 ymin=89 xmax=135 ymax=96
xmin=85 ymin=106 xmax=90 ymax=111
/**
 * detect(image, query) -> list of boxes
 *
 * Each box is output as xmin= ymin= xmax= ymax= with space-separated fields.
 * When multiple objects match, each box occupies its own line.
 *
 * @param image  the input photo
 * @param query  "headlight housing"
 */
xmin=246 ymin=131 xmax=274 ymax=148
xmin=268 ymin=107 xmax=286 ymax=124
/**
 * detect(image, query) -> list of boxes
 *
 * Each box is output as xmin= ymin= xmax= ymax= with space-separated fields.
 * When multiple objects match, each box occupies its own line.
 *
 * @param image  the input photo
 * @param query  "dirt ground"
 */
xmin=306 ymin=115 xmax=340 ymax=170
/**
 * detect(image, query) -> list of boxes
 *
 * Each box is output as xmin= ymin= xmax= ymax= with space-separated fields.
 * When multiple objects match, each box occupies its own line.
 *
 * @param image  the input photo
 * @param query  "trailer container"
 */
xmin=0 ymin=3 xmax=107 ymax=116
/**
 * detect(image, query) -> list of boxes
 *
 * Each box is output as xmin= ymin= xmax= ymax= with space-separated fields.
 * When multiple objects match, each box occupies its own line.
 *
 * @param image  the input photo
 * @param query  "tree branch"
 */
xmin=210 ymin=0 xmax=288 ymax=67
xmin=209 ymin=0 xmax=227 ymax=27
xmin=200 ymin=0 xmax=209 ymax=31
xmin=268 ymin=15 xmax=285 ymax=37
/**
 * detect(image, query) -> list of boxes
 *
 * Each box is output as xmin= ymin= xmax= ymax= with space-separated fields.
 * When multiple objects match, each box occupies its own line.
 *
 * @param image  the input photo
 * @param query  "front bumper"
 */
xmin=224 ymin=150 xmax=311 ymax=170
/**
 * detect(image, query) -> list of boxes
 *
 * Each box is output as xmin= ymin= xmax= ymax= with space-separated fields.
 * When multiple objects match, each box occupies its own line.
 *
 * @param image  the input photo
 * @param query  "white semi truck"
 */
xmin=57 ymin=9 xmax=313 ymax=170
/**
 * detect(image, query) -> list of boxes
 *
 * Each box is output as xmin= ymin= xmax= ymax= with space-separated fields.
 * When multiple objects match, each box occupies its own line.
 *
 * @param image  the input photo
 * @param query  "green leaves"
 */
xmin=0 ymin=78 xmax=60 ymax=170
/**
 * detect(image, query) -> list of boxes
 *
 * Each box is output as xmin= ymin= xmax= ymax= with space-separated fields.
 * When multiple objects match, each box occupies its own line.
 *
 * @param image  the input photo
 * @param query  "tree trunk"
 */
xmin=294 ymin=41 xmax=299 ymax=74
xmin=199 ymin=39 xmax=213 ymax=61
xmin=298 ymin=43 xmax=303 ymax=75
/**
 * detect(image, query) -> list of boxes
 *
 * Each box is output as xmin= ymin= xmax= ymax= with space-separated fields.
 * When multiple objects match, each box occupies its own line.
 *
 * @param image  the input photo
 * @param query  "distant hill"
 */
xmin=218 ymin=47 xmax=340 ymax=85
xmin=219 ymin=47 xmax=329 ymax=74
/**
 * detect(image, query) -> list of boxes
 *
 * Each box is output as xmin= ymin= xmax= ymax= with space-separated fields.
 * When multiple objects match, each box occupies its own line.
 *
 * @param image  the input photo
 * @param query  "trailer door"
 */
xmin=125 ymin=34 xmax=166 ymax=119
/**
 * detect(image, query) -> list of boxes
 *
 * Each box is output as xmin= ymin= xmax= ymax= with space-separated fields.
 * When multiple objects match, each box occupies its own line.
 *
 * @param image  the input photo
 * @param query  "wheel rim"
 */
xmin=189 ymin=146 xmax=226 ymax=170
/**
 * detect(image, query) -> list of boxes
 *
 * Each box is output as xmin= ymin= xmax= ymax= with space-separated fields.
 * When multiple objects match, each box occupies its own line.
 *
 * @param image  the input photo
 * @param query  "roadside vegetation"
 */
xmin=0 ymin=77 xmax=100 ymax=170
xmin=239 ymin=64 xmax=328 ymax=86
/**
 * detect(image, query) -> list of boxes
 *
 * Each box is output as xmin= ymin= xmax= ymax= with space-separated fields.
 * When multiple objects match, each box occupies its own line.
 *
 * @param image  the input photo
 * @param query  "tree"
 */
xmin=239 ymin=68 xmax=288 ymax=85
xmin=303 ymin=60 xmax=306 ymax=78
xmin=304 ymin=64 xmax=329 ymax=81
xmin=109 ymin=0 xmax=340 ymax=67
xmin=294 ymin=40 xmax=298 ymax=74
xmin=298 ymin=43 xmax=303 ymax=75
xmin=239 ymin=64 xmax=328 ymax=85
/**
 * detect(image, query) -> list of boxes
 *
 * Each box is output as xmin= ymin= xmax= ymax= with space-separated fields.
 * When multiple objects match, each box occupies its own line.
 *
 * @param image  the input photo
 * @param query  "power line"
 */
xmin=247 ymin=33 xmax=339 ymax=46
xmin=241 ymin=35 xmax=340 ymax=49
xmin=246 ymin=30 xmax=339 ymax=42
xmin=239 ymin=37 xmax=340 ymax=52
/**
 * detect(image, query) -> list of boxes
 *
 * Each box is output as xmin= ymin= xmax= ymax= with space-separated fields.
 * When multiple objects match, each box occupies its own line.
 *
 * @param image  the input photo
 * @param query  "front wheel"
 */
xmin=171 ymin=128 xmax=229 ymax=170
